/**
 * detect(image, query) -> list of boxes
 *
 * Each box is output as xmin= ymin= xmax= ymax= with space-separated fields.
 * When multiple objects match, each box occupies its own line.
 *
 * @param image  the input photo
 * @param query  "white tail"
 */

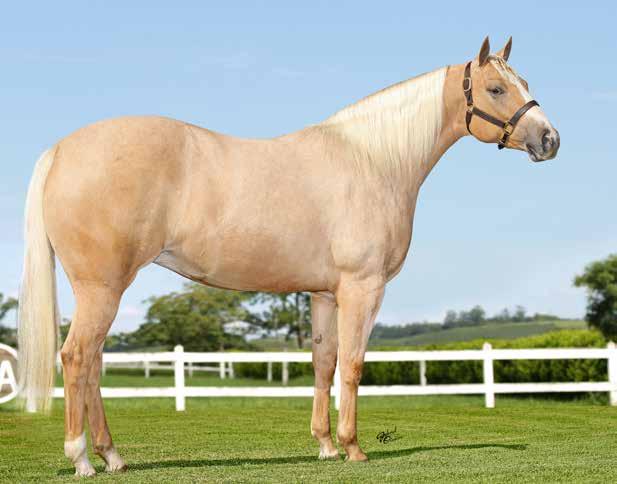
xmin=18 ymin=148 xmax=59 ymax=413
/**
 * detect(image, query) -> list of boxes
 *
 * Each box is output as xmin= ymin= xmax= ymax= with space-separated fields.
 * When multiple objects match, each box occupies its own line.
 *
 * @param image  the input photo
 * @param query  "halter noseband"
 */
xmin=463 ymin=61 xmax=539 ymax=150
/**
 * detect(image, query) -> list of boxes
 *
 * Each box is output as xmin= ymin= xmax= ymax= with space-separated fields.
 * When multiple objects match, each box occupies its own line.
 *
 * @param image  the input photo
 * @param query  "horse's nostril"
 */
xmin=542 ymin=129 xmax=552 ymax=150
xmin=542 ymin=129 xmax=553 ymax=152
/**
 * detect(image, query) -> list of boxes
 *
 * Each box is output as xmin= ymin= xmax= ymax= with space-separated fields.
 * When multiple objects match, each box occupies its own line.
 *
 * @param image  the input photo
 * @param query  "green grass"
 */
xmin=2 ymin=395 xmax=617 ymax=483
xmin=368 ymin=320 xmax=587 ymax=348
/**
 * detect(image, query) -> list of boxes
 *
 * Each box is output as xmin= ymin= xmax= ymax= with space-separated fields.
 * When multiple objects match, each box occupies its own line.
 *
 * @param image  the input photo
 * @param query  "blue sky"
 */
xmin=1 ymin=2 xmax=615 ymax=332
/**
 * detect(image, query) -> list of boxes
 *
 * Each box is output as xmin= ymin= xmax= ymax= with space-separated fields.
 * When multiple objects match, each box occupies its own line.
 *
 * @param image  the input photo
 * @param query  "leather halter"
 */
xmin=463 ymin=61 xmax=539 ymax=149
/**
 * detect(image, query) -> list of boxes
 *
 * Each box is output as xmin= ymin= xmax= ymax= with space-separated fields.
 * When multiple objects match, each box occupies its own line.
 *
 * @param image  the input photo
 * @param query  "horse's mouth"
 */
xmin=526 ymin=144 xmax=544 ymax=163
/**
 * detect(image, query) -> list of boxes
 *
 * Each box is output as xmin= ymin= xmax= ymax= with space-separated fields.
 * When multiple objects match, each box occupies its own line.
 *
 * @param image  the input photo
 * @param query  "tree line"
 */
xmin=371 ymin=306 xmax=561 ymax=341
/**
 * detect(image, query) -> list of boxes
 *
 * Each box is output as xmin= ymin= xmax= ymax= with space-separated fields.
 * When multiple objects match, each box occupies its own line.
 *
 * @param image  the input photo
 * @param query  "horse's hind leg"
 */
xmin=61 ymin=282 xmax=122 ymax=477
xmin=310 ymin=293 xmax=339 ymax=459
xmin=86 ymin=347 xmax=127 ymax=472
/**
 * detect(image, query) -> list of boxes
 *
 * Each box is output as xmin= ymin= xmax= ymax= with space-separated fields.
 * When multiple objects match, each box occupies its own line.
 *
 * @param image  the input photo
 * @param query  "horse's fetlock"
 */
xmin=93 ymin=443 xmax=111 ymax=456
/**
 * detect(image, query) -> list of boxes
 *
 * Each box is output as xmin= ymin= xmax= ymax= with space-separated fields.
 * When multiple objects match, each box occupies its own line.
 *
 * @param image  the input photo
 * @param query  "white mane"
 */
xmin=319 ymin=67 xmax=446 ymax=175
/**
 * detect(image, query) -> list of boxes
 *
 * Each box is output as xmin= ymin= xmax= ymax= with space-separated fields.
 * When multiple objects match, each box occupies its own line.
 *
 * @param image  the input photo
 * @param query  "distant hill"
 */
xmin=367 ymin=320 xmax=586 ymax=348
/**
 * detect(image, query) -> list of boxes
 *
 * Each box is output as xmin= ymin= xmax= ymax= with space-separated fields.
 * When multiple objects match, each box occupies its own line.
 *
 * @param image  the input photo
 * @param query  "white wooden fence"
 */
xmin=51 ymin=342 xmax=617 ymax=411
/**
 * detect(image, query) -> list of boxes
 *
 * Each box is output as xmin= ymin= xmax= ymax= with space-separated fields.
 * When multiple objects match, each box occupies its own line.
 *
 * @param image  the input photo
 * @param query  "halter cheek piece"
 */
xmin=463 ymin=61 xmax=539 ymax=150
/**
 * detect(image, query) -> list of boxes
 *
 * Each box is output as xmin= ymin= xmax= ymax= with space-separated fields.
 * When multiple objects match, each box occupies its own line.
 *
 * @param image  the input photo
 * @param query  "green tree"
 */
xmin=443 ymin=310 xmax=458 ymax=326
xmin=574 ymin=254 xmax=617 ymax=340
xmin=468 ymin=305 xmax=486 ymax=324
xmin=0 ymin=293 xmax=18 ymax=346
xmin=513 ymin=305 xmax=527 ymax=322
xmin=131 ymin=283 xmax=253 ymax=351
xmin=249 ymin=292 xmax=311 ymax=349
xmin=494 ymin=308 xmax=511 ymax=322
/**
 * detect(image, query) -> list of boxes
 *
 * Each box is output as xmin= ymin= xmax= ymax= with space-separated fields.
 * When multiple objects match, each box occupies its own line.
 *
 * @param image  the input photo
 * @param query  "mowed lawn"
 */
xmin=2 ymin=390 xmax=617 ymax=483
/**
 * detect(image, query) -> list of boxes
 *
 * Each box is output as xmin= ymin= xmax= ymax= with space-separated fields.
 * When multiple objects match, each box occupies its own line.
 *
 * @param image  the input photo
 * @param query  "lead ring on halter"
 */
xmin=463 ymin=61 xmax=539 ymax=150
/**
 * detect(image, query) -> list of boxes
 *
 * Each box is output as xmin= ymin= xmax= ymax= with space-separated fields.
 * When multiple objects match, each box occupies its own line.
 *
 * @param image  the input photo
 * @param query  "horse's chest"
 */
xmin=331 ymin=212 xmax=413 ymax=281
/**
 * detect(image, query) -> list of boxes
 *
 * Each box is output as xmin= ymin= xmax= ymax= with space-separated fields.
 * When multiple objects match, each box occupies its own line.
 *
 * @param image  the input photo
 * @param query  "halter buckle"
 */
xmin=503 ymin=122 xmax=514 ymax=136
xmin=466 ymin=105 xmax=474 ymax=114
xmin=462 ymin=77 xmax=472 ymax=92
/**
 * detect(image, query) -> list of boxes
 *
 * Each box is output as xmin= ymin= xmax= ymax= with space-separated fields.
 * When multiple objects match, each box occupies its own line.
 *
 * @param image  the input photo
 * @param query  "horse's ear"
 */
xmin=477 ymin=36 xmax=490 ymax=66
xmin=497 ymin=36 xmax=513 ymax=62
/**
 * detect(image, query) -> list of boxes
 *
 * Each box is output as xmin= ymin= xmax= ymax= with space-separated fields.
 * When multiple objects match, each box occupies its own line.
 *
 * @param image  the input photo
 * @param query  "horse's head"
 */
xmin=463 ymin=37 xmax=559 ymax=162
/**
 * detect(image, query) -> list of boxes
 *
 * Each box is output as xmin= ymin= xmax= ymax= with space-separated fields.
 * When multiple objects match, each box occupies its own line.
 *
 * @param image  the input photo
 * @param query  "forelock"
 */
xmin=487 ymin=55 xmax=532 ymax=100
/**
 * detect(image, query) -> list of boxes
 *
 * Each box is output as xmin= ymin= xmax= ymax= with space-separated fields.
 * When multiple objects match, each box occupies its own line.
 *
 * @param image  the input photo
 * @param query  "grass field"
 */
xmin=2 ymin=376 xmax=617 ymax=483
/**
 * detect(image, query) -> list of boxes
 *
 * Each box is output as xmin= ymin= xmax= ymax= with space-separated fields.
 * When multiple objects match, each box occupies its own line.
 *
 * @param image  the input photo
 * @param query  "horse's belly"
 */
xmin=154 ymin=236 xmax=334 ymax=293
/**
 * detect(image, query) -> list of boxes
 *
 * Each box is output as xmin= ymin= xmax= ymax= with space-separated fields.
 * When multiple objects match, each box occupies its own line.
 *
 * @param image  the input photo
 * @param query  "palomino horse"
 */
xmin=18 ymin=37 xmax=559 ymax=476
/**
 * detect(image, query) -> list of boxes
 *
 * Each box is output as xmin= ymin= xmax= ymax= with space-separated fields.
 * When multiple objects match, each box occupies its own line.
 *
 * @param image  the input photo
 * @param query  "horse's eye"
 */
xmin=488 ymin=86 xmax=504 ymax=96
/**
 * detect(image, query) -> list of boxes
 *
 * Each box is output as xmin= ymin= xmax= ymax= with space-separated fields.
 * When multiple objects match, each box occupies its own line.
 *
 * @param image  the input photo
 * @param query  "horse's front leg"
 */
xmin=310 ymin=293 xmax=339 ymax=459
xmin=335 ymin=279 xmax=385 ymax=461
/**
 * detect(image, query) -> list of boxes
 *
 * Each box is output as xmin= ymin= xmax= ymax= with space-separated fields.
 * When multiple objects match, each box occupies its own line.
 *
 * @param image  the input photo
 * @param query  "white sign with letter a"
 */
xmin=0 ymin=343 xmax=18 ymax=404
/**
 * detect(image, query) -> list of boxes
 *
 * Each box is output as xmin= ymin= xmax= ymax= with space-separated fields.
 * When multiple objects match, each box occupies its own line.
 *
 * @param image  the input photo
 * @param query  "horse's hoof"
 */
xmin=318 ymin=448 xmax=340 ymax=460
xmin=345 ymin=451 xmax=368 ymax=462
xmin=74 ymin=462 xmax=96 ymax=477
xmin=102 ymin=447 xmax=127 ymax=472
xmin=105 ymin=463 xmax=128 ymax=473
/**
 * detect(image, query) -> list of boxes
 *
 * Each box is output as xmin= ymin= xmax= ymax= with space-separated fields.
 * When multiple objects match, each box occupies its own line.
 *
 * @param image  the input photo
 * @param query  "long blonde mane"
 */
xmin=318 ymin=67 xmax=447 ymax=176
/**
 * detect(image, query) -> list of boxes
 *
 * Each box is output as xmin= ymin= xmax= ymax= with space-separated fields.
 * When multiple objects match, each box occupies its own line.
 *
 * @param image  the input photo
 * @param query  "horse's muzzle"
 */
xmin=527 ymin=127 xmax=560 ymax=162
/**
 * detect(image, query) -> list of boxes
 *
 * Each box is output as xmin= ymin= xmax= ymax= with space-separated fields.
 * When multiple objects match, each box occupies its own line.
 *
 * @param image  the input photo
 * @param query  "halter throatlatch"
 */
xmin=463 ymin=61 xmax=539 ymax=150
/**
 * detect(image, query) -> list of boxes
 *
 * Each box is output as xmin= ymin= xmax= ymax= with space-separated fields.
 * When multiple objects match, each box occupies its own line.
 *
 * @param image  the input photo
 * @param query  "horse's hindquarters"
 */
xmin=43 ymin=117 xmax=188 ymax=288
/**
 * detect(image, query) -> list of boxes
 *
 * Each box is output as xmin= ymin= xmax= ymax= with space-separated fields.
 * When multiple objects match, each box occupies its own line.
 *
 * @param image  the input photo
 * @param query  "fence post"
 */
xmin=267 ymin=361 xmax=273 ymax=382
xmin=219 ymin=361 xmax=226 ymax=379
xmin=334 ymin=359 xmax=341 ymax=410
xmin=608 ymin=341 xmax=617 ymax=406
xmin=419 ymin=360 xmax=427 ymax=386
xmin=174 ymin=345 xmax=186 ymax=411
xmin=144 ymin=360 xmax=150 ymax=379
xmin=282 ymin=361 xmax=289 ymax=386
xmin=483 ymin=342 xmax=495 ymax=408
xmin=228 ymin=362 xmax=235 ymax=379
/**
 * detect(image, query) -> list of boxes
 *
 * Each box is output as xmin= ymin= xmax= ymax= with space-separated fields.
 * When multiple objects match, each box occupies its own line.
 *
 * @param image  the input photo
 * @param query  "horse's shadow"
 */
xmin=57 ymin=443 xmax=527 ymax=475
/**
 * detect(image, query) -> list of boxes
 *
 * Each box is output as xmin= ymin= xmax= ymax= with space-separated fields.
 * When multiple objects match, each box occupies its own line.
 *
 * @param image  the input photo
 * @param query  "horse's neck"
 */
xmin=314 ymin=66 xmax=466 ymax=203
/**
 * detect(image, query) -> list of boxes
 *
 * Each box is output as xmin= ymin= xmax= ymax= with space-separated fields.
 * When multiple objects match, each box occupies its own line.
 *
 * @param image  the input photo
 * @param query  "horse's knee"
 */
xmin=313 ymin=351 xmax=337 ymax=386
xmin=313 ymin=359 xmax=336 ymax=379
xmin=341 ymin=359 xmax=363 ymax=387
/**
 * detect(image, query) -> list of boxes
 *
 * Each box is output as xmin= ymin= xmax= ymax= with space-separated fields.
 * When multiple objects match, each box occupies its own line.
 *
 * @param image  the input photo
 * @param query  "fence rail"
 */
xmin=49 ymin=342 xmax=617 ymax=411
